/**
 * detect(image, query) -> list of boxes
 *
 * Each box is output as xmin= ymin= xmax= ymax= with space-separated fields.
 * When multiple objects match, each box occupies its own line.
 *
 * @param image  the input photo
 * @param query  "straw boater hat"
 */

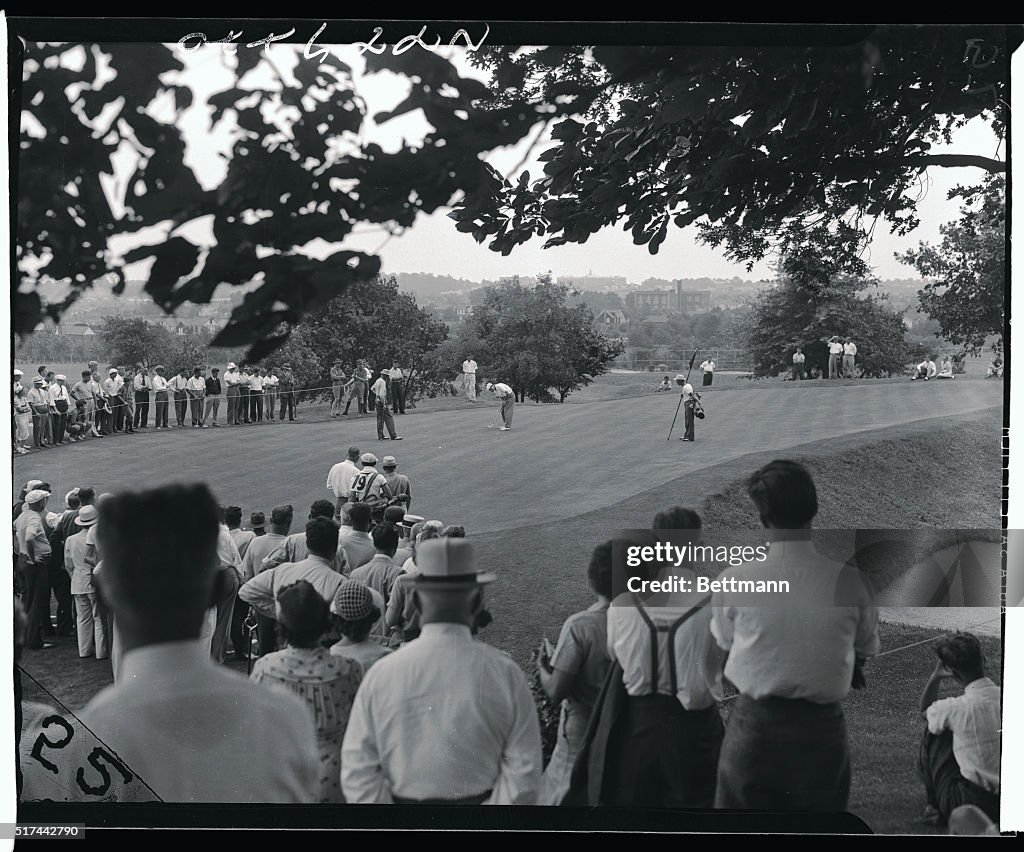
xmin=413 ymin=538 xmax=495 ymax=589
xmin=75 ymin=505 xmax=99 ymax=527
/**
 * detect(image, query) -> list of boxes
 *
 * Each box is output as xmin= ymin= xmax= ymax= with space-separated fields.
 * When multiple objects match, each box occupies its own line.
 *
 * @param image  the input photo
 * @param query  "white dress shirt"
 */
xmin=844 ymin=342 xmax=857 ymax=356
xmin=134 ymin=373 xmax=151 ymax=392
xmin=710 ymin=538 xmax=880 ymax=704
xmin=249 ymin=374 xmax=264 ymax=391
xmin=168 ymin=375 xmax=188 ymax=392
xmin=239 ymin=555 xmax=346 ymax=619
xmin=341 ymin=622 xmax=541 ymax=804
xmin=224 ymin=370 xmax=240 ymax=388
xmin=78 ymin=639 xmax=320 ymax=802
xmin=186 ymin=376 xmax=206 ymax=394
xmin=462 ymin=359 xmax=477 ymax=374
xmin=64 ymin=529 xmax=95 ymax=595
xmin=926 ymin=676 xmax=1001 ymax=793
xmin=492 ymin=382 xmax=513 ymax=398
xmin=371 ymin=377 xmax=388 ymax=402
xmin=151 ymin=375 xmax=168 ymax=392
xmin=326 ymin=458 xmax=359 ymax=499
xmin=262 ymin=533 xmax=348 ymax=575
xmin=607 ymin=582 xmax=725 ymax=710
xmin=700 ymin=360 xmax=715 ymax=373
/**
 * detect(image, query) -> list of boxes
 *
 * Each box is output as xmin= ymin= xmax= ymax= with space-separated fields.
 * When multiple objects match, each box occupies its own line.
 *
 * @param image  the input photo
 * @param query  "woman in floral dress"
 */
xmin=250 ymin=580 xmax=364 ymax=803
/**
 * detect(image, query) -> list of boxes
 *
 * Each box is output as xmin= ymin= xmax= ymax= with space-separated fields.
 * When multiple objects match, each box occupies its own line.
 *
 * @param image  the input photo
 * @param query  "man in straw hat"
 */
xmin=64 ymin=504 xmax=109 ymax=659
xmin=341 ymin=538 xmax=541 ymax=804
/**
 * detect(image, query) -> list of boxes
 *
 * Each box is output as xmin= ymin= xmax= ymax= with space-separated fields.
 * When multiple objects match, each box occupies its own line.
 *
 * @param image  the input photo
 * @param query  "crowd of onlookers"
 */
xmin=12 ymin=359 xmax=418 ymax=455
xmin=12 ymin=457 xmax=1001 ymax=832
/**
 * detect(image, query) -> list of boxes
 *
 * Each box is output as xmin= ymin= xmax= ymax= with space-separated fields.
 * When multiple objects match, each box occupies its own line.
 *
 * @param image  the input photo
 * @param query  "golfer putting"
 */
xmin=486 ymin=382 xmax=515 ymax=431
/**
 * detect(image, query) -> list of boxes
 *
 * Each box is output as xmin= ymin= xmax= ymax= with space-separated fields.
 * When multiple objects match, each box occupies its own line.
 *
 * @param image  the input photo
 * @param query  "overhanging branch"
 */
xmin=907 ymin=154 xmax=1006 ymax=172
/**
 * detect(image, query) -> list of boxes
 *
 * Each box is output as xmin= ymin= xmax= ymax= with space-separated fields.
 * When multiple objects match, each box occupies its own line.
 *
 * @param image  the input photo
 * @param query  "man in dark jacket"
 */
xmin=204 ymin=367 xmax=223 ymax=427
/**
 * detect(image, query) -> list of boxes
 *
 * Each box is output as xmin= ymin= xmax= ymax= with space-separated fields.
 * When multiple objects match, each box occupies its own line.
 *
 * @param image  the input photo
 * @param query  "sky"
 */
xmin=85 ymin=40 xmax=1005 ymax=287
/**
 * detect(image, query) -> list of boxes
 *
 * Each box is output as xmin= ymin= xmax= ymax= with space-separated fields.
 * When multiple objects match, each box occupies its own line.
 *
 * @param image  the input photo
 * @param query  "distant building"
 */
xmin=629 ymin=281 xmax=711 ymax=314
xmin=594 ymin=309 xmax=627 ymax=327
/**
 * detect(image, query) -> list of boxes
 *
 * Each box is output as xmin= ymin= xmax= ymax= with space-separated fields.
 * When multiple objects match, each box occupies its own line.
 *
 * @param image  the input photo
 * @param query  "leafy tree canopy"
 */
xmin=741 ymin=276 xmax=912 ymax=378
xmin=454 ymin=27 xmax=1010 ymax=284
xmin=469 ymin=274 xmax=625 ymax=402
xmin=898 ymin=174 xmax=1005 ymax=355
xmin=16 ymin=40 xmax=561 ymax=358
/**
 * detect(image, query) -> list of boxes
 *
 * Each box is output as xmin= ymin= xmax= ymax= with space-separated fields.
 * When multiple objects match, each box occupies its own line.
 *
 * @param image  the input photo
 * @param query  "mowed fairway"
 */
xmin=15 ymin=377 xmax=1001 ymax=536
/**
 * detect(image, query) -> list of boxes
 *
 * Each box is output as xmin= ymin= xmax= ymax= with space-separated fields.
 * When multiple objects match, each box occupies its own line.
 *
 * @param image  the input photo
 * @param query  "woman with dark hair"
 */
xmin=250 ymin=580 xmax=364 ymax=803
xmin=536 ymin=541 xmax=614 ymax=805
xmin=330 ymin=579 xmax=391 ymax=670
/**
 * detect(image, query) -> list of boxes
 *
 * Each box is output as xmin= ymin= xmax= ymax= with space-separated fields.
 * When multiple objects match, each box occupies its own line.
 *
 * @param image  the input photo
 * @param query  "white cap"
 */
xmin=13 ymin=369 xmax=23 ymax=377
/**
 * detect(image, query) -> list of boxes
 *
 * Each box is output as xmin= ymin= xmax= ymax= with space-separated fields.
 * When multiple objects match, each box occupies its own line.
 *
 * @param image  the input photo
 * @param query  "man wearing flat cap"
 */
xmin=341 ymin=538 xmax=542 ymax=804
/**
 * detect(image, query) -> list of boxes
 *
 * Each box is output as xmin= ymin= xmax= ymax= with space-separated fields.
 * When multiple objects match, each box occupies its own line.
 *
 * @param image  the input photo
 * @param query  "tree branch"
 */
xmin=906 ymin=154 xmax=1006 ymax=172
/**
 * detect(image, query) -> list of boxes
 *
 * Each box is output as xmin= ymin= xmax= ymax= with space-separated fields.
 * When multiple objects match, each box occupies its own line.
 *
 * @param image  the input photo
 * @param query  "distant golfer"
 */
xmin=677 ymin=375 xmax=696 ymax=443
xmin=486 ymin=382 xmax=515 ymax=431
xmin=700 ymin=357 xmax=716 ymax=387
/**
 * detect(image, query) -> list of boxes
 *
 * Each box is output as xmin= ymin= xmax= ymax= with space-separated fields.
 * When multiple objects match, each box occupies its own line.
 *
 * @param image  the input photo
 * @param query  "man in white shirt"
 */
xmin=842 ymin=338 xmax=858 ymax=378
xmin=102 ymin=368 xmax=126 ymax=432
xmin=381 ymin=455 xmax=412 ymax=510
xmin=462 ymin=356 xmax=478 ymax=401
xmin=791 ymin=348 xmax=806 ymax=381
xmin=240 ymin=517 xmax=346 ymax=621
xmin=186 ymin=367 xmax=207 ymax=427
xmin=710 ymin=460 xmax=879 ymax=812
xmin=263 ymin=369 xmax=278 ymax=421
xmin=348 ymin=523 xmax=404 ymax=643
xmin=386 ymin=360 xmax=406 ymax=414
xmin=486 ymin=381 xmax=515 ymax=431
xmin=240 ymin=504 xmax=293 ymax=657
xmin=249 ymin=368 xmax=265 ymax=422
xmin=210 ymin=511 xmax=243 ymax=664
xmin=676 ymin=375 xmax=697 ymax=443
xmin=917 ymin=632 xmax=1000 ymax=825
xmin=49 ymin=375 xmax=72 ymax=445
xmin=327 ymin=446 xmax=362 ymax=520
xmin=338 ymin=503 xmax=378 ymax=574
xmin=827 ymin=336 xmax=844 ymax=379
xmin=342 ymin=538 xmax=541 ymax=804
xmin=82 ymin=483 xmax=320 ymax=802
xmin=167 ymin=368 xmax=189 ymax=427
xmin=699 ymin=357 xmax=716 ymax=387
xmin=151 ymin=366 xmax=169 ymax=429
xmin=132 ymin=368 xmax=151 ymax=429
xmin=261 ymin=500 xmax=349 ymax=575
xmin=912 ymin=357 xmax=938 ymax=381
xmin=371 ymin=371 xmax=402 ymax=441
xmin=238 ymin=365 xmax=253 ymax=424
xmin=224 ymin=362 xmax=242 ymax=425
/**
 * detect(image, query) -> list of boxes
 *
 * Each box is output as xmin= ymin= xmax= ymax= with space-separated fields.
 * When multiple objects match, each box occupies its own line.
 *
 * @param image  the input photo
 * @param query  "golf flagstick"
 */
xmin=667 ymin=346 xmax=700 ymax=440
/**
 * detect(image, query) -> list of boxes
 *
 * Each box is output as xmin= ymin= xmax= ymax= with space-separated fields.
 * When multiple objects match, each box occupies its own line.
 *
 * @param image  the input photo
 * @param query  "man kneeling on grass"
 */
xmin=917 ymin=632 xmax=1000 ymax=827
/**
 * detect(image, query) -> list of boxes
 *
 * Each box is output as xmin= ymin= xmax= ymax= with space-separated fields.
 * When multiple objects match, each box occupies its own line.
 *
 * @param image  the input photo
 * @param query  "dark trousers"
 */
xmin=376 ymin=402 xmax=397 ymax=439
xmin=230 ymin=598 xmax=249 ymax=657
xmin=154 ymin=391 xmax=169 ymax=427
xmin=174 ymin=392 xmax=187 ymax=425
xmin=239 ymin=388 xmax=251 ymax=421
xmin=918 ymin=728 xmax=999 ymax=822
xmin=684 ymin=404 xmax=695 ymax=440
xmin=715 ymin=694 xmax=851 ymax=811
xmin=50 ymin=411 xmax=67 ymax=443
xmin=189 ymin=395 xmax=203 ymax=425
xmin=19 ymin=556 xmax=50 ymax=649
xmin=344 ymin=382 xmax=366 ymax=414
xmin=792 ymin=365 xmax=805 ymax=380
xmin=279 ymin=390 xmax=296 ymax=420
xmin=226 ymin=388 xmax=240 ymax=424
xmin=250 ymin=391 xmax=264 ymax=421
xmin=111 ymin=395 xmax=126 ymax=431
xmin=256 ymin=612 xmax=278 ymax=657
xmin=133 ymin=391 xmax=150 ymax=427
xmin=702 ymin=373 xmax=713 ymax=386
xmin=605 ymin=696 xmax=723 ymax=808
xmin=391 ymin=380 xmax=405 ymax=414
xmin=211 ymin=569 xmax=240 ymax=664
xmin=31 ymin=410 xmax=47 ymax=446
xmin=47 ymin=565 xmax=74 ymax=635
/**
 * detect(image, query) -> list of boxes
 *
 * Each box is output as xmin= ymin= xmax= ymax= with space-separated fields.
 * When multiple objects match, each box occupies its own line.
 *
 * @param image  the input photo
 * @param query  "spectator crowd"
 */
xmin=12 ymin=359 xmax=413 ymax=454
xmin=12 ymin=455 xmax=1001 ymax=830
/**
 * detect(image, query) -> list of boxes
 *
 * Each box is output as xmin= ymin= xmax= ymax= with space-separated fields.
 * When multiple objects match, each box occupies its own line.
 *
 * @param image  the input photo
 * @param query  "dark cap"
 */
xmin=250 ymin=511 xmax=266 ymax=529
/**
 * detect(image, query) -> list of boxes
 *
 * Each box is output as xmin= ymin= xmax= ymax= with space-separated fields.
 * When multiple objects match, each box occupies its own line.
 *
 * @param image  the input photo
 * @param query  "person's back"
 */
xmin=81 ymin=482 xmax=319 ymax=803
xmin=80 ymin=643 xmax=319 ymax=802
